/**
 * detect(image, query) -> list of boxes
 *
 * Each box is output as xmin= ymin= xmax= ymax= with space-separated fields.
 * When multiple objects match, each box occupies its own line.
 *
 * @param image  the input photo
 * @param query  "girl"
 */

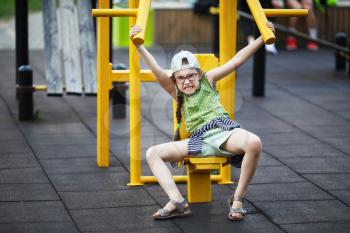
xmin=130 ymin=22 xmax=275 ymax=221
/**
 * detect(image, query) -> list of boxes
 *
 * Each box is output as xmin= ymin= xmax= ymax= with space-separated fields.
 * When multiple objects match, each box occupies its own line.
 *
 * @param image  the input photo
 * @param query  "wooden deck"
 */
xmin=153 ymin=6 xmax=350 ymax=46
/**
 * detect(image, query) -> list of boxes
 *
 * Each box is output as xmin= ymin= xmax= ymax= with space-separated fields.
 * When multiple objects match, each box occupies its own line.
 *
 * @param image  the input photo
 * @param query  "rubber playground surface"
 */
xmin=0 ymin=48 xmax=350 ymax=232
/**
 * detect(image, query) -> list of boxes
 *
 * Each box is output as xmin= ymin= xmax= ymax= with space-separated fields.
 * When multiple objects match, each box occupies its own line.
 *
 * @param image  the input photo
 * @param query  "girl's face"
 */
xmin=173 ymin=68 xmax=200 ymax=95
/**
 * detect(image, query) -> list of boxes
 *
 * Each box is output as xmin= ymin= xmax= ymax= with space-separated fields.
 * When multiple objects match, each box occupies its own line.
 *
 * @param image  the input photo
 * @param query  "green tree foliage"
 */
xmin=0 ymin=0 xmax=42 ymax=20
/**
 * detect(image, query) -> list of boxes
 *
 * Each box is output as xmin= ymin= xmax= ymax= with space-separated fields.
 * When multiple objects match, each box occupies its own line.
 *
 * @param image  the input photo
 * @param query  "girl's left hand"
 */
xmin=266 ymin=21 xmax=275 ymax=34
xmin=129 ymin=25 xmax=142 ymax=46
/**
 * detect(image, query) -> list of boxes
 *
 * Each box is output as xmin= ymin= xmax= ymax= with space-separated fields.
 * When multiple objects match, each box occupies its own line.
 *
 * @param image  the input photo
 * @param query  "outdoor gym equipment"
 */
xmin=92 ymin=0 xmax=307 ymax=203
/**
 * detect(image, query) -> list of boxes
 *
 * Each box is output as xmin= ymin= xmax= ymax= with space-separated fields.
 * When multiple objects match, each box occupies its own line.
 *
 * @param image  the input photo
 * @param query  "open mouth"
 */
xmin=184 ymin=86 xmax=194 ymax=91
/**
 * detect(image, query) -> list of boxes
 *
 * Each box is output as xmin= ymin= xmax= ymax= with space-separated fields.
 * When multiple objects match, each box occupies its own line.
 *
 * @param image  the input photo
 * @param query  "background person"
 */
xmin=286 ymin=0 xmax=319 ymax=51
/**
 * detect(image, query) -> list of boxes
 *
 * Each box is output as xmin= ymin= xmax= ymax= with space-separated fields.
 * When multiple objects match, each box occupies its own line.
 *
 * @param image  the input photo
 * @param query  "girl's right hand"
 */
xmin=129 ymin=25 xmax=142 ymax=46
xmin=266 ymin=21 xmax=275 ymax=34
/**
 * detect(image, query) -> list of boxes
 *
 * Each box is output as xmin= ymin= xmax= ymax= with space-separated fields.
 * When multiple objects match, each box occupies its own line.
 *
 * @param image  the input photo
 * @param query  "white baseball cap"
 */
xmin=171 ymin=50 xmax=200 ymax=74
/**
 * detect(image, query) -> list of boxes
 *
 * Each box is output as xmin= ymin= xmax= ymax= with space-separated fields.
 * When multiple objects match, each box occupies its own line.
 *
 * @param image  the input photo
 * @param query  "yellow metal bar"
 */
xmin=133 ymin=0 xmax=151 ymax=46
xmin=210 ymin=6 xmax=308 ymax=17
xmin=110 ymin=70 xmax=158 ymax=83
xmin=187 ymin=157 xmax=228 ymax=164
xmin=246 ymin=0 xmax=275 ymax=44
xmin=142 ymin=175 xmax=187 ymax=183
xmin=141 ymin=175 xmax=223 ymax=183
xmin=128 ymin=0 xmax=143 ymax=186
xmin=209 ymin=7 xmax=219 ymax=15
xmin=264 ymin=9 xmax=308 ymax=17
xmin=218 ymin=0 xmax=235 ymax=185
xmin=92 ymin=8 xmax=138 ymax=17
xmin=187 ymin=168 xmax=214 ymax=202
xmin=96 ymin=0 xmax=110 ymax=167
xmin=188 ymin=164 xmax=221 ymax=172
xmin=34 ymin=85 xmax=48 ymax=91
xmin=195 ymin=54 xmax=219 ymax=71
xmin=110 ymin=55 xmax=218 ymax=83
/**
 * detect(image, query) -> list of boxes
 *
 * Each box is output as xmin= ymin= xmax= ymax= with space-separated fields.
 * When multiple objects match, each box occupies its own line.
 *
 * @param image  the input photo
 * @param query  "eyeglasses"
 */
xmin=175 ymin=73 xmax=198 ymax=84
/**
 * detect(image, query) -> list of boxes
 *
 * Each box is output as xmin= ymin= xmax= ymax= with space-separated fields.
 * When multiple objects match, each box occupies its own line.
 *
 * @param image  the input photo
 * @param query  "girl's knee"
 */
xmin=287 ymin=0 xmax=301 ymax=8
xmin=302 ymin=0 xmax=313 ymax=9
xmin=303 ymin=3 xmax=313 ymax=10
xmin=146 ymin=146 xmax=158 ymax=164
xmin=247 ymin=135 xmax=262 ymax=154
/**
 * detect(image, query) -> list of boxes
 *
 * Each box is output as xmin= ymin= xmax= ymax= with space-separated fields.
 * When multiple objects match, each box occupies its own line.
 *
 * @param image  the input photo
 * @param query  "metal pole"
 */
xmin=15 ymin=0 xmax=29 ymax=94
xmin=110 ymin=0 xmax=113 ymax=62
xmin=18 ymin=65 xmax=33 ymax=121
xmin=128 ymin=0 xmax=143 ymax=186
xmin=111 ymin=64 xmax=127 ymax=119
xmin=252 ymin=0 xmax=268 ymax=97
xmin=335 ymin=32 xmax=347 ymax=71
xmin=218 ymin=0 xmax=236 ymax=185
xmin=132 ymin=0 xmax=151 ymax=46
xmin=252 ymin=42 xmax=266 ymax=97
xmin=96 ymin=0 xmax=110 ymax=167
xmin=211 ymin=0 xmax=219 ymax=57
xmin=212 ymin=12 xmax=219 ymax=57
xmin=246 ymin=0 xmax=275 ymax=44
xmin=348 ymin=39 xmax=350 ymax=77
xmin=91 ymin=0 xmax=97 ymax=35
xmin=109 ymin=1 xmax=127 ymax=119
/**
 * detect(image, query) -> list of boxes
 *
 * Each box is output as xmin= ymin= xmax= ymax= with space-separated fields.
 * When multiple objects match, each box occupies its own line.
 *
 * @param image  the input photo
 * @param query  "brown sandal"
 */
xmin=153 ymin=199 xmax=191 ymax=220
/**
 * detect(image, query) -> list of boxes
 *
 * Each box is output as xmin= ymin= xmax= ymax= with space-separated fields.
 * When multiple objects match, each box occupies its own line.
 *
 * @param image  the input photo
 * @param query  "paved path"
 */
xmin=0 ymin=12 xmax=44 ymax=50
xmin=0 ymin=47 xmax=350 ymax=233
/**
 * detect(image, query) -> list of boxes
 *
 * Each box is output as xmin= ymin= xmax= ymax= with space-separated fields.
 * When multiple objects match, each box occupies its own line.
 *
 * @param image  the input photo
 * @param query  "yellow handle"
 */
xmin=92 ymin=9 xmax=138 ymax=17
xmin=264 ymin=9 xmax=308 ymax=17
xmin=132 ymin=0 xmax=152 ymax=46
xmin=246 ymin=0 xmax=275 ymax=44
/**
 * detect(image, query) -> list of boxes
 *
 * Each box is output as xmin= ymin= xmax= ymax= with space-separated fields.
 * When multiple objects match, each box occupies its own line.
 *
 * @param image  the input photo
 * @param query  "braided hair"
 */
xmin=173 ymin=92 xmax=183 ymax=141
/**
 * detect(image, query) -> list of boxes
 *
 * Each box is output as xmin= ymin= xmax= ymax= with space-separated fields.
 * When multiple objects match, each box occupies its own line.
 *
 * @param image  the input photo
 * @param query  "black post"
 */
xmin=18 ymin=65 xmax=33 ymax=121
xmin=211 ymin=0 xmax=219 ymax=58
xmin=15 ymin=0 xmax=29 ymax=88
xmin=91 ymin=0 xmax=97 ymax=35
xmin=111 ymin=64 xmax=127 ymax=119
xmin=252 ymin=44 xmax=266 ymax=97
xmin=335 ymin=32 xmax=347 ymax=71
xmin=212 ymin=13 xmax=219 ymax=58
xmin=252 ymin=0 xmax=269 ymax=97
xmin=109 ymin=1 xmax=126 ymax=119
xmin=348 ymin=39 xmax=350 ymax=77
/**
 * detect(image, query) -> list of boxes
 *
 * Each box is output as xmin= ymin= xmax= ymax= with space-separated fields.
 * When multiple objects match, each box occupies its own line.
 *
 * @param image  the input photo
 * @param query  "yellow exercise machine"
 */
xmin=92 ymin=0 xmax=307 ymax=203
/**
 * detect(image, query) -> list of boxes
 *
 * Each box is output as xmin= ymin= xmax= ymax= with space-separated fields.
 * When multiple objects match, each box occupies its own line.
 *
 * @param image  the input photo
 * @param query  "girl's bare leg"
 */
xmin=301 ymin=0 xmax=317 ymax=29
xmin=286 ymin=0 xmax=302 ymax=29
xmin=221 ymin=128 xmax=262 ymax=218
xmin=146 ymin=139 xmax=189 ymax=215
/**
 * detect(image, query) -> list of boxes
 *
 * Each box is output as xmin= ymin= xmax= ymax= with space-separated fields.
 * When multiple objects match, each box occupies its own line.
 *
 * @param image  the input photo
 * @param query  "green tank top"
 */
xmin=181 ymin=74 xmax=229 ymax=134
